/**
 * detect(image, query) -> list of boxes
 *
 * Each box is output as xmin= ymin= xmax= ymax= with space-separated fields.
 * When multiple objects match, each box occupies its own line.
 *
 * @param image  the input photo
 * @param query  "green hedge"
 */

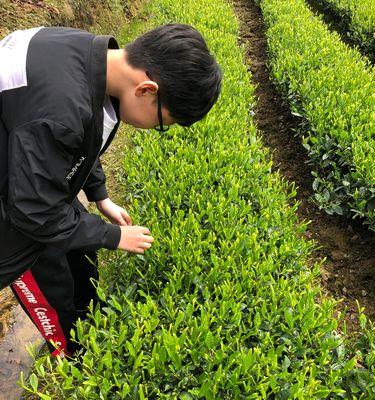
xmin=257 ymin=0 xmax=375 ymax=230
xmin=21 ymin=0 xmax=375 ymax=398
xmin=312 ymin=0 xmax=375 ymax=61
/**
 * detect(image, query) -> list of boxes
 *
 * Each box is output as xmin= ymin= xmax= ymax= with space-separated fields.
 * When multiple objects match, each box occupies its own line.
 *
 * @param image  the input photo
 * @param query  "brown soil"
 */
xmin=0 ymin=0 xmax=145 ymax=39
xmin=0 ymin=0 xmax=61 ymax=37
xmin=232 ymin=0 xmax=375 ymax=334
xmin=0 ymin=289 xmax=17 ymax=340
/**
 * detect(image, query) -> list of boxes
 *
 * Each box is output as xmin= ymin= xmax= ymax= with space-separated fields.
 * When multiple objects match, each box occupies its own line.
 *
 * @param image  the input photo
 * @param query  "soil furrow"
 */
xmin=233 ymin=0 xmax=375 ymax=333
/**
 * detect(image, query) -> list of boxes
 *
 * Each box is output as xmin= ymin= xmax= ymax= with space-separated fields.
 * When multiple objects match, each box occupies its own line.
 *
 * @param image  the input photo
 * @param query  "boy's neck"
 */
xmin=106 ymin=49 xmax=128 ymax=98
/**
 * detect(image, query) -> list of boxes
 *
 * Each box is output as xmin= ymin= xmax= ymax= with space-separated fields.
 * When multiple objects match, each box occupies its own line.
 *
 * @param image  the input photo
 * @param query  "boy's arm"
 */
xmin=83 ymin=157 xmax=133 ymax=227
xmin=82 ymin=159 xmax=108 ymax=202
xmin=7 ymin=119 xmax=121 ymax=252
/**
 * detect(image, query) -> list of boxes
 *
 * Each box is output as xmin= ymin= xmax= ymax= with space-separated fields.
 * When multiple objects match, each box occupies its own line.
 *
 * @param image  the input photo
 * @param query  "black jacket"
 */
xmin=0 ymin=27 xmax=122 ymax=252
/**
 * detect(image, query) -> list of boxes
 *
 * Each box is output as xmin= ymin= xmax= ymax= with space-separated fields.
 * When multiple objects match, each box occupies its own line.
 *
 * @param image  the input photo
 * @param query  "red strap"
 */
xmin=12 ymin=269 xmax=69 ymax=357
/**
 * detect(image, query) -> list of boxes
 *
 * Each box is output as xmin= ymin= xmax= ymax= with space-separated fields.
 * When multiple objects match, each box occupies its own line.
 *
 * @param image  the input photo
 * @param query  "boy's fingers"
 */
xmin=117 ymin=216 xmax=127 ymax=226
xmin=126 ymin=217 xmax=132 ymax=226
xmin=141 ymin=242 xmax=152 ymax=249
xmin=141 ymin=234 xmax=154 ymax=242
xmin=121 ymin=210 xmax=132 ymax=225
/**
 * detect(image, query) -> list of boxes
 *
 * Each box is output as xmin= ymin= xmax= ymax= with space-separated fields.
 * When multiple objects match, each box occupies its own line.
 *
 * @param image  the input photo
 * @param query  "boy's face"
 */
xmin=117 ymin=79 xmax=177 ymax=130
xmin=106 ymin=49 xmax=178 ymax=130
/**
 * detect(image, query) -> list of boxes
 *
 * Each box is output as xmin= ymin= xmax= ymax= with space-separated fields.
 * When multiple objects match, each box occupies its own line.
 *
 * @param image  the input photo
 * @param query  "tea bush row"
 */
xmin=312 ymin=0 xmax=375 ymax=60
xmin=257 ymin=0 xmax=375 ymax=230
xmin=22 ymin=0 xmax=375 ymax=398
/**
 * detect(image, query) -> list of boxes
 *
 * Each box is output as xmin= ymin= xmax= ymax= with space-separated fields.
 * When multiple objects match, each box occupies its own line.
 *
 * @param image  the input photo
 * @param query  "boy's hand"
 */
xmin=118 ymin=226 xmax=154 ymax=253
xmin=96 ymin=198 xmax=132 ymax=226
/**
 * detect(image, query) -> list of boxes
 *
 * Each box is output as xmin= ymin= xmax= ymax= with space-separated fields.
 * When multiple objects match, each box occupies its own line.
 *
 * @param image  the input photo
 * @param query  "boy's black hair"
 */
xmin=125 ymin=23 xmax=222 ymax=127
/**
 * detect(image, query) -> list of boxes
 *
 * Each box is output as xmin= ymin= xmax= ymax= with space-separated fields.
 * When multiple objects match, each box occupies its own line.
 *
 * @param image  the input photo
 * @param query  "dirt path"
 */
xmin=0 ymin=289 xmax=17 ymax=340
xmin=0 ymin=306 xmax=43 ymax=400
xmin=233 ymin=0 xmax=375 ymax=334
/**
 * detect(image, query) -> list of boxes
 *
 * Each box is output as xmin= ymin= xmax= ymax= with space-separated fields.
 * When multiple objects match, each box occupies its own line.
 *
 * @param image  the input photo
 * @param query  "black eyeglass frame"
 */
xmin=145 ymin=71 xmax=170 ymax=132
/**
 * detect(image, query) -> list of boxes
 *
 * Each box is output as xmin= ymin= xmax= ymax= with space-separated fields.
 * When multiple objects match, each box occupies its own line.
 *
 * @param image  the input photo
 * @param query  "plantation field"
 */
xmin=20 ymin=0 xmax=375 ymax=398
xmin=232 ymin=0 xmax=375 ymax=335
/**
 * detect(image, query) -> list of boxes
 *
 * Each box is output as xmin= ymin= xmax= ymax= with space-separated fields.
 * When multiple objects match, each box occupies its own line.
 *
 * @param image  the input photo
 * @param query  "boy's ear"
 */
xmin=134 ymin=81 xmax=159 ymax=97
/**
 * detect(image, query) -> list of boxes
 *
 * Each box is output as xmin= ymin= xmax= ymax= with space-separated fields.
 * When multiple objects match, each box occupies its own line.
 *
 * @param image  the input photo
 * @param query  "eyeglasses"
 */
xmin=145 ymin=71 xmax=169 ymax=132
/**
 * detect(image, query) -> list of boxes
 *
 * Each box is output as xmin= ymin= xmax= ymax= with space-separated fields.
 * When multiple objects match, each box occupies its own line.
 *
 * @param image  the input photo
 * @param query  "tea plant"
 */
xmin=257 ymin=0 xmax=375 ymax=231
xmin=21 ymin=0 xmax=375 ymax=398
xmin=312 ymin=0 xmax=375 ymax=60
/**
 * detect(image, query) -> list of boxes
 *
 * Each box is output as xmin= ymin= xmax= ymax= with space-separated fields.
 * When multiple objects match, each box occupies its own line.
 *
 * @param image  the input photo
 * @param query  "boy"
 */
xmin=0 ymin=23 xmax=222 ymax=356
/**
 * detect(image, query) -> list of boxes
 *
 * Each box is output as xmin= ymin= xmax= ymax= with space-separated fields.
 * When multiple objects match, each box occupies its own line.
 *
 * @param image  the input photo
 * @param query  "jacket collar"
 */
xmin=89 ymin=34 xmax=120 ymax=147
